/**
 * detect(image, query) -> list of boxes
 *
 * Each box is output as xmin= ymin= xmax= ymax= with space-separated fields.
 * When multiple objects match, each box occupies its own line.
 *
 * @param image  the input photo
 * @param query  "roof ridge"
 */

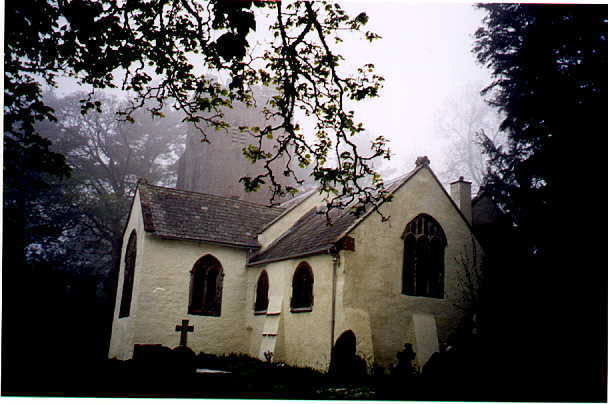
xmin=139 ymin=182 xmax=285 ymax=211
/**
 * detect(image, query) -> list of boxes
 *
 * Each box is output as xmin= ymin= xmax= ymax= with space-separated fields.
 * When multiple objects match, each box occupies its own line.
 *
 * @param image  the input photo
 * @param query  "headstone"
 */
xmin=393 ymin=343 xmax=417 ymax=377
xmin=175 ymin=319 xmax=194 ymax=347
xmin=411 ymin=313 xmax=439 ymax=369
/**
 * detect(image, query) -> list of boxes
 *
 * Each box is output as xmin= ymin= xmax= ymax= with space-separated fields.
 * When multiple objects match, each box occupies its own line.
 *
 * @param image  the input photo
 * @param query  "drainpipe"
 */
xmin=330 ymin=252 xmax=339 ymax=370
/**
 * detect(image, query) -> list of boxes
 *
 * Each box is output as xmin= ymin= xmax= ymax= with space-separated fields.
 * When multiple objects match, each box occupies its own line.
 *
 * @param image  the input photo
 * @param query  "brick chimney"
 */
xmin=450 ymin=176 xmax=472 ymax=224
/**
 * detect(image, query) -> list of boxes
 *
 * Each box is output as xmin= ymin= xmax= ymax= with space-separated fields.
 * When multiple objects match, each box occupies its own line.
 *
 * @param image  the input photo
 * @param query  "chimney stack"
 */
xmin=450 ymin=176 xmax=472 ymax=224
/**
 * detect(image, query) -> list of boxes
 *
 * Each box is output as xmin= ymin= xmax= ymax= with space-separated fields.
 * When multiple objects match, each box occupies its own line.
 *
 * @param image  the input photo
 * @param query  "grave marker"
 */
xmin=175 ymin=319 xmax=194 ymax=347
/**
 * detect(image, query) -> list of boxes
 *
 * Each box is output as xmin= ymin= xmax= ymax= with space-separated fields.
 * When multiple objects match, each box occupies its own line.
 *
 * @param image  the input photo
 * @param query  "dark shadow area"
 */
xmin=3 ymin=334 xmax=606 ymax=401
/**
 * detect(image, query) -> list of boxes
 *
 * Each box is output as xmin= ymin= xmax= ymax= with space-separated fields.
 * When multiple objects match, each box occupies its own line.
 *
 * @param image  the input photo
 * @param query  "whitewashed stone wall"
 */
xmin=109 ymin=190 xmax=252 ymax=359
xmin=338 ymin=166 xmax=479 ymax=370
xmin=110 ymin=166 xmax=479 ymax=373
xmin=108 ymin=190 xmax=145 ymax=360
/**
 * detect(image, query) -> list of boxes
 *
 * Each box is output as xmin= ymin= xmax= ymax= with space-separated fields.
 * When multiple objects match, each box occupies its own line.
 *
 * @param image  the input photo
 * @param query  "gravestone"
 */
xmin=411 ymin=313 xmax=439 ymax=369
xmin=173 ymin=320 xmax=196 ymax=373
xmin=175 ymin=319 xmax=194 ymax=347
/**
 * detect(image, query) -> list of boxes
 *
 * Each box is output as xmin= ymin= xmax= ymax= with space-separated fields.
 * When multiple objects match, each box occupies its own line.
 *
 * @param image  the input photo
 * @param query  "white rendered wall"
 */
xmin=108 ymin=190 xmax=146 ymax=360
xmin=108 ymin=193 xmax=252 ymax=359
xmin=247 ymin=254 xmax=334 ymax=371
xmin=338 ymin=166 xmax=479 ymax=370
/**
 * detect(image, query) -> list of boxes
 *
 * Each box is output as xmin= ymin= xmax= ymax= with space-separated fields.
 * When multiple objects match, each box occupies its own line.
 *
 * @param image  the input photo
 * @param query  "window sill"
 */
xmin=188 ymin=309 xmax=220 ymax=317
xmin=290 ymin=307 xmax=313 ymax=313
xmin=254 ymin=310 xmax=267 ymax=316
xmin=401 ymin=293 xmax=444 ymax=300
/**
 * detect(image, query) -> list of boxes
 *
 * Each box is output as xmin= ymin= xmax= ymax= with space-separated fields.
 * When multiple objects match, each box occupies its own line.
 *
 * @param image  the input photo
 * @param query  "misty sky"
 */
xmin=335 ymin=2 xmax=492 ymax=177
xmin=248 ymin=2 xmax=494 ymax=181
xmin=55 ymin=2 xmax=494 ymax=185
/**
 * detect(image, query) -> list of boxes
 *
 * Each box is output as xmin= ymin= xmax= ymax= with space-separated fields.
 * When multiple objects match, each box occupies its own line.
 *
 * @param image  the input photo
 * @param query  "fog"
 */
xmin=336 ymin=2 xmax=492 ymax=178
xmin=53 ymin=1 xmax=495 ymax=188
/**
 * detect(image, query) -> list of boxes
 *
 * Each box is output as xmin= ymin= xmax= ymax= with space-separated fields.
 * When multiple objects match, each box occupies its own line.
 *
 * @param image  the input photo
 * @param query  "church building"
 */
xmin=108 ymin=156 xmax=482 ymax=372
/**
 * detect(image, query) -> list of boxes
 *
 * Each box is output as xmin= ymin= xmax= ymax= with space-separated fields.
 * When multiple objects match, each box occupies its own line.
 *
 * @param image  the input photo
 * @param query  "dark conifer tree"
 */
xmin=473 ymin=4 xmax=607 ymax=401
xmin=475 ymin=4 xmax=607 ymax=257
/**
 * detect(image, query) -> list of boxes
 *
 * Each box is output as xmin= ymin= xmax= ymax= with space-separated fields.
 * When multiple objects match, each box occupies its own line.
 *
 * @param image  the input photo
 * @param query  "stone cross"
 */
xmin=175 ymin=319 xmax=194 ymax=347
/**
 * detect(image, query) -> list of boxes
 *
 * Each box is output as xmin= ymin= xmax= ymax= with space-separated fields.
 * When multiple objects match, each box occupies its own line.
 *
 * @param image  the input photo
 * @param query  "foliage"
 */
xmin=4 ymin=1 xmax=72 ymax=267
xmin=472 ymin=4 xmax=607 ymax=400
xmin=6 ymin=0 xmax=391 ymax=219
xmin=29 ymin=92 xmax=185 ymax=277
xmin=453 ymin=237 xmax=484 ymax=318
xmin=3 ymin=1 xmax=72 ymax=186
xmin=2 ymin=92 xmax=186 ymax=377
xmin=474 ymin=3 xmax=608 ymax=255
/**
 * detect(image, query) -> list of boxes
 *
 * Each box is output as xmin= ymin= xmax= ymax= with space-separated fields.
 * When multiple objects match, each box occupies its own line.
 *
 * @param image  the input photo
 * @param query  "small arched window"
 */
xmin=119 ymin=230 xmax=137 ymax=318
xmin=189 ymin=255 xmax=223 ymax=316
xmin=402 ymin=214 xmax=446 ymax=298
xmin=254 ymin=270 xmax=269 ymax=314
xmin=291 ymin=262 xmax=314 ymax=312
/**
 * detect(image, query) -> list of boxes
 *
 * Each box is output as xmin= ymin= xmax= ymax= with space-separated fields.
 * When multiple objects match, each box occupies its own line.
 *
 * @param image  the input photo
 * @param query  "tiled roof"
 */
xmin=248 ymin=206 xmax=359 ymax=264
xmin=138 ymin=183 xmax=285 ymax=248
xmin=248 ymin=165 xmax=422 ymax=265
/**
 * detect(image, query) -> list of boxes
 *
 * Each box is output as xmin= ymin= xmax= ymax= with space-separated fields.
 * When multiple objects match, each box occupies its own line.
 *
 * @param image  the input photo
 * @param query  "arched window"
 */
xmin=402 ymin=214 xmax=446 ymax=298
xmin=291 ymin=262 xmax=314 ymax=311
xmin=119 ymin=230 xmax=137 ymax=318
xmin=189 ymin=255 xmax=223 ymax=316
xmin=254 ymin=270 xmax=269 ymax=314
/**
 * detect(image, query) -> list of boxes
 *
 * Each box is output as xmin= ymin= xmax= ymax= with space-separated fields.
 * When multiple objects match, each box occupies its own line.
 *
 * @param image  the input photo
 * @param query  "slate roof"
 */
xmin=134 ymin=162 xmax=428 ymax=263
xmin=248 ymin=165 xmax=422 ymax=265
xmin=248 ymin=206 xmax=358 ymax=264
xmin=138 ymin=183 xmax=285 ymax=248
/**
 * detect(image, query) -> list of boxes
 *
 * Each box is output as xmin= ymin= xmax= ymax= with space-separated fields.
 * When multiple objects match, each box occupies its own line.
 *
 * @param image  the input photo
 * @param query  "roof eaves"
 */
xmin=150 ymin=232 xmax=260 ymax=249
xmin=247 ymin=245 xmax=334 ymax=267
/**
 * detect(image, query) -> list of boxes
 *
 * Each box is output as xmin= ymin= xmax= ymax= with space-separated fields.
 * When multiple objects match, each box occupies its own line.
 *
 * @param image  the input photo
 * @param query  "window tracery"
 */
xmin=402 ymin=214 xmax=446 ymax=298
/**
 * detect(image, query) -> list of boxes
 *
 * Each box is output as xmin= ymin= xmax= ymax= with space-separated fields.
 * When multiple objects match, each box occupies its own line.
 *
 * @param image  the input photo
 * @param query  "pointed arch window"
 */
xmin=254 ymin=270 xmax=269 ymax=314
xmin=189 ymin=255 xmax=223 ymax=316
xmin=119 ymin=230 xmax=137 ymax=318
xmin=402 ymin=214 xmax=446 ymax=298
xmin=291 ymin=262 xmax=314 ymax=312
